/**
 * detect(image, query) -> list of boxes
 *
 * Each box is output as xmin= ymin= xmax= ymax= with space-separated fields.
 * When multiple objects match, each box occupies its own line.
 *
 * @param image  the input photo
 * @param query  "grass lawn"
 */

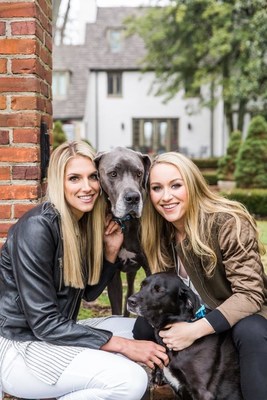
xmin=79 ymin=220 xmax=267 ymax=319
xmin=258 ymin=220 xmax=267 ymax=271
xmin=78 ymin=268 xmax=146 ymax=319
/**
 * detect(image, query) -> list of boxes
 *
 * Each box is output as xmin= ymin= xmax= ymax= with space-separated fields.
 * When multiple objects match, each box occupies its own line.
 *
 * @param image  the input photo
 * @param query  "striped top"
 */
xmin=0 ymin=336 xmax=84 ymax=400
xmin=0 ymin=317 xmax=112 ymax=399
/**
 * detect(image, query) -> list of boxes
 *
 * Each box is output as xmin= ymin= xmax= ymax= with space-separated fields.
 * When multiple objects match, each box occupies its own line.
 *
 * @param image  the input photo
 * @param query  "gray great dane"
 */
xmin=95 ymin=147 xmax=151 ymax=316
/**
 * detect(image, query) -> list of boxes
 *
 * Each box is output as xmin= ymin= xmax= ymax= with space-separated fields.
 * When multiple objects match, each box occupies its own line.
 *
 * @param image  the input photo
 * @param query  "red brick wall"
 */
xmin=0 ymin=0 xmax=52 ymax=248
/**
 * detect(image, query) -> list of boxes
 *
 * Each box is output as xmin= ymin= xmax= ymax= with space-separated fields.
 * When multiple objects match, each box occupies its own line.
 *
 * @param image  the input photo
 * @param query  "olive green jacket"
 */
xmin=175 ymin=213 xmax=267 ymax=333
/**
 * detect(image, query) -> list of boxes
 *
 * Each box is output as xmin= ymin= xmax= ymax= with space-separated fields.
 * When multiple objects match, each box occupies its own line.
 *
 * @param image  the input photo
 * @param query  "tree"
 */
xmin=217 ymin=130 xmax=242 ymax=181
xmin=53 ymin=120 xmax=67 ymax=149
xmin=52 ymin=0 xmax=71 ymax=45
xmin=234 ymin=115 xmax=267 ymax=188
xmin=126 ymin=0 xmax=267 ymax=134
xmin=52 ymin=0 xmax=62 ymax=42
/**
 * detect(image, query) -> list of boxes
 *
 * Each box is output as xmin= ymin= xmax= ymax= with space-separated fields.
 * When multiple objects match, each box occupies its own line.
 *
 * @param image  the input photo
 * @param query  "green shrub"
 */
xmin=217 ymin=130 xmax=242 ymax=181
xmin=202 ymin=172 xmax=218 ymax=186
xmin=221 ymin=188 xmax=267 ymax=217
xmin=192 ymin=158 xmax=219 ymax=169
xmin=192 ymin=158 xmax=218 ymax=186
xmin=53 ymin=120 xmax=67 ymax=149
xmin=235 ymin=116 xmax=267 ymax=188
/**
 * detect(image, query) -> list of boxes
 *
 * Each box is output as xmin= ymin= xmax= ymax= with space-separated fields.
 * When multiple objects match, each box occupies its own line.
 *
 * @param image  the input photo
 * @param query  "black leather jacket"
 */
xmin=0 ymin=202 xmax=119 ymax=349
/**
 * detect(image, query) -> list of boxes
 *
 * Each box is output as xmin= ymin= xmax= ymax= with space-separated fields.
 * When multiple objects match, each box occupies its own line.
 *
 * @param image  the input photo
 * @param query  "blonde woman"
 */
xmin=0 ymin=141 xmax=167 ymax=400
xmin=133 ymin=151 xmax=267 ymax=400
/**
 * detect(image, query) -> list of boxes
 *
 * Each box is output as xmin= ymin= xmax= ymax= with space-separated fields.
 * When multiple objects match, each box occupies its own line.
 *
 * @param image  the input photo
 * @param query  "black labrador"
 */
xmin=127 ymin=272 xmax=242 ymax=400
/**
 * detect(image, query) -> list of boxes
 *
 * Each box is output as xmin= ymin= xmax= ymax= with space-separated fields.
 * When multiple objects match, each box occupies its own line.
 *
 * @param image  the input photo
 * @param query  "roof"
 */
xmin=85 ymin=7 xmax=146 ymax=70
xmin=53 ymin=44 xmax=89 ymax=119
xmin=53 ymin=6 xmax=147 ymax=120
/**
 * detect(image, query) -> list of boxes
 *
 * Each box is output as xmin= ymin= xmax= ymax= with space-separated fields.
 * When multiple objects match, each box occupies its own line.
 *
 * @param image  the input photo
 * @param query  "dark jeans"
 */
xmin=133 ymin=314 xmax=267 ymax=400
xmin=232 ymin=314 xmax=267 ymax=400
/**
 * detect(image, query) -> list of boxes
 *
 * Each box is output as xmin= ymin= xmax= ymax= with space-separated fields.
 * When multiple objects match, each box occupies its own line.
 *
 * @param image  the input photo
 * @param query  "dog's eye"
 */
xmin=154 ymin=284 xmax=161 ymax=293
xmin=137 ymin=171 xmax=142 ymax=178
xmin=110 ymin=171 xmax=117 ymax=177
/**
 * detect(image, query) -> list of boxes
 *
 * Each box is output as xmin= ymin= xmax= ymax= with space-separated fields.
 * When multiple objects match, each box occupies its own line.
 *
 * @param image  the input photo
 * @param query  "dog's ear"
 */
xmin=94 ymin=151 xmax=107 ymax=168
xmin=185 ymin=289 xmax=201 ymax=314
xmin=179 ymin=283 xmax=199 ymax=314
xmin=185 ymin=296 xmax=195 ymax=312
xmin=140 ymin=153 xmax=151 ymax=189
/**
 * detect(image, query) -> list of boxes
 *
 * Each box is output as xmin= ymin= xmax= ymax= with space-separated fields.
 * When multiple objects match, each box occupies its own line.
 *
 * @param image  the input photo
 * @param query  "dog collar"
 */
xmin=112 ymin=214 xmax=133 ymax=231
xmin=191 ymin=304 xmax=206 ymax=322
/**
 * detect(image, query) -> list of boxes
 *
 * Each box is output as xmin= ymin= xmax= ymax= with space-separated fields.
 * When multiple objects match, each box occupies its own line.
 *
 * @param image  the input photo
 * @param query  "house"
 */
xmin=53 ymin=6 xmax=227 ymax=157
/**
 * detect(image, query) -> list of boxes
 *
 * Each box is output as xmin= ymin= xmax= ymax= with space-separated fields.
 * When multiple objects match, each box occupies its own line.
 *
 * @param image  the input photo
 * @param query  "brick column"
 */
xmin=0 ymin=0 xmax=52 ymax=248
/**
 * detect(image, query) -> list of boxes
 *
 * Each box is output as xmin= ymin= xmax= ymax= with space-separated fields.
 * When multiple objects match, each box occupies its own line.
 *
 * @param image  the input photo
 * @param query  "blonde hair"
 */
xmin=141 ymin=152 xmax=264 ymax=275
xmin=46 ymin=141 xmax=106 ymax=288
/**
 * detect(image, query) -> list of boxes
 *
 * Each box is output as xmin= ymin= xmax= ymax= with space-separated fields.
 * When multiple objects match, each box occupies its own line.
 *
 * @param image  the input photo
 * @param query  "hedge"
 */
xmin=202 ymin=172 xmax=218 ymax=186
xmin=192 ymin=158 xmax=219 ymax=169
xmin=220 ymin=189 xmax=267 ymax=217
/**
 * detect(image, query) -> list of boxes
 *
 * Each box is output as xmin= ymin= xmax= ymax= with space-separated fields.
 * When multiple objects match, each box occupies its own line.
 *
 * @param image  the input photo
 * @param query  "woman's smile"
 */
xmin=64 ymin=155 xmax=100 ymax=220
xmin=149 ymin=163 xmax=188 ymax=229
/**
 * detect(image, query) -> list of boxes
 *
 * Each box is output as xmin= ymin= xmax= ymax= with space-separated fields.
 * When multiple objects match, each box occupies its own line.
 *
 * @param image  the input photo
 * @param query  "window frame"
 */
xmin=132 ymin=118 xmax=179 ymax=154
xmin=107 ymin=71 xmax=122 ymax=97
xmin=52 ymin=70 xmax=71 ymax=99
xmin=107 ymin=28 xmax=124 ymax=53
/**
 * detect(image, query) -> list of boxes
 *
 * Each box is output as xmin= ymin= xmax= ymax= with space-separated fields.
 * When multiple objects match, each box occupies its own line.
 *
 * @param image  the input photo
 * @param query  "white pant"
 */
xmin=2 ymin=317 xmax=148 ymax=400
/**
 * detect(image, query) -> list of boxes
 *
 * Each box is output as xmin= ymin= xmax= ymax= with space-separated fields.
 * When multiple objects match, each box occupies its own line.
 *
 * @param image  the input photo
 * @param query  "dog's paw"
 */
xmin=176 ymin=386 xmax=194 ymax=400
xmin=151 ymin=367 xmax=167 ymax=386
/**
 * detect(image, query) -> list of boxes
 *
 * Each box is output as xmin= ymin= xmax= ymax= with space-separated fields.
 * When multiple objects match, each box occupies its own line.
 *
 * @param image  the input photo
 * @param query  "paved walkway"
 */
xmin=146 ymin=384 xmax=176 ymax=399
xmin=4 ymin=383 xmax=176 ymax=400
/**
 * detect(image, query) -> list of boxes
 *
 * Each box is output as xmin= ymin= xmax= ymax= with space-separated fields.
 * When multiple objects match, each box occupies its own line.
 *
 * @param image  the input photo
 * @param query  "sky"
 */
xmin=57 ymin=0 xmax=170 ymax=45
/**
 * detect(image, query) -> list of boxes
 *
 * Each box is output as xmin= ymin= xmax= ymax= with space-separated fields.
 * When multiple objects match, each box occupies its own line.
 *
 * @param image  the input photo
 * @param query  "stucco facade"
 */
xmin=85 ymin=70 xmax=225 ymax=157
xmin=53 ymin=6 xmax=235 ymax=157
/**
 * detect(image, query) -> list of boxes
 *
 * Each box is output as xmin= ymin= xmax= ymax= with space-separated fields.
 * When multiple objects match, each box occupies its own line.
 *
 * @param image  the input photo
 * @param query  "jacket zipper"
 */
xmin=68 ymin=289 xmax=82 ymax=320
xmin=58 ymin=257 xmax=63 ymax=292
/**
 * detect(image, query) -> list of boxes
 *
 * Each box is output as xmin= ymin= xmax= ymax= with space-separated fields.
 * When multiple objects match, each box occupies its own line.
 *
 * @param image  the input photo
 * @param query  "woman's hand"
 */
xmin=159 ymin=319 xmax=215 ymax=351
xmin=101 ymin=336 xmax=169 ymax=370
xmin=103 ymin=214 xmax=124 ymax=263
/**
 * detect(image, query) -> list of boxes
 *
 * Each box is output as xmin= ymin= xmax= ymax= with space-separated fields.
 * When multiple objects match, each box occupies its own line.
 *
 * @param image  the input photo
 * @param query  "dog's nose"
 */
xmin=124 ymin=191 xmax=140 ymax=204
xmin=127 ymin=297 xmax=137 ymax=308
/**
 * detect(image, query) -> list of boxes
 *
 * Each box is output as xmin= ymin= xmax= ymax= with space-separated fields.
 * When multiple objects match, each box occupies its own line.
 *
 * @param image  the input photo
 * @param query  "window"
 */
xmin=107 ymin=72 xmax=122 ymax=96
xmin=108 ymin=29 xmax=123 ymax=53
xmin=133 ymin=118 xmax=179 ymax=154
xmin=52 ymin=71 xmax=70 ymax=99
